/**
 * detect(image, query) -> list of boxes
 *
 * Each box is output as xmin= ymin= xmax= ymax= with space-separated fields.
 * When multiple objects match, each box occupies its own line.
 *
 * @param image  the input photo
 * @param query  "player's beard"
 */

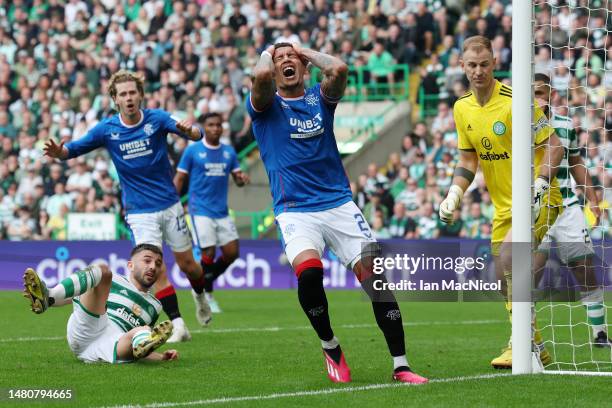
xmin=132 ymin=268 xmax=155 ymax=290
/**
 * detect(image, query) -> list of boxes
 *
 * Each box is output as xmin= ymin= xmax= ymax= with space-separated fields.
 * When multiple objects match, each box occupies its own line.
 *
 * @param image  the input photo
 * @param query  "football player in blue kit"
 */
xmin=174 ymin=112 xmax=250 ymax=313
xmin=247 ymin=43 xmax=428 ymax=384
xmin=43 ymin=70 xmax=211 ymax=342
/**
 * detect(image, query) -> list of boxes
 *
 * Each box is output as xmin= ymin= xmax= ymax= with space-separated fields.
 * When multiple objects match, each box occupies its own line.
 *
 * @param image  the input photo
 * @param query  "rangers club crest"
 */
xmin=305 ymin=93 xmax=319 ymax=106
xmin=143 ymin=123 xmax=154 ymax=136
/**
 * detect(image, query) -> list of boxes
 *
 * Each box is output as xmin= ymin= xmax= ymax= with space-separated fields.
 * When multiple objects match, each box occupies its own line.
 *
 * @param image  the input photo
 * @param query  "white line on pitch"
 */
xmin=0 ymin=319 xmax=505 ymax=343
xmin=100 ymin=373 xmax=512 ymax=408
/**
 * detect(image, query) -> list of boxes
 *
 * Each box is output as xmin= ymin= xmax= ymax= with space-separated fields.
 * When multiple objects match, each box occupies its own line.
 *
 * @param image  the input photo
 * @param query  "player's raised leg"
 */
xmin=155 ymin=267 xmax=191 ymax=343
xmin=161 ymin=202 xmax=212 ymax=327
xmin=23 ymin=264 xmax=109 ymax=314
xmin=116 ymin=320 xmax=175 ymax=360
xmin=173 ymin=249 xmax=212 ymax=327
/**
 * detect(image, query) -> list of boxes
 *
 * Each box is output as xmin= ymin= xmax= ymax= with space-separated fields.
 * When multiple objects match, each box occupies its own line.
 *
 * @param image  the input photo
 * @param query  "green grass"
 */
xmin=1 ymin=290 xmax=611 ymax=407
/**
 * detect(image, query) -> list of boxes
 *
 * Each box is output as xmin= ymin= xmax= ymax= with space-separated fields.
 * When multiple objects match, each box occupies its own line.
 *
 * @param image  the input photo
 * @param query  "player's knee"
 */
xmin=295 ymin=259 xmax=324 ymax=282
xmin=177 ymin=257 xmax=199 ymax=274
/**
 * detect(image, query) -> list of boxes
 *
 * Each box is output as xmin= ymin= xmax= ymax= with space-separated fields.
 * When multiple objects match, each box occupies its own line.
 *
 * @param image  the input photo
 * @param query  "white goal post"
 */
xmin=513 ymin=0 xmax=612 ymax=376
xmin=512 ymin=0 xmax=535 ymax=375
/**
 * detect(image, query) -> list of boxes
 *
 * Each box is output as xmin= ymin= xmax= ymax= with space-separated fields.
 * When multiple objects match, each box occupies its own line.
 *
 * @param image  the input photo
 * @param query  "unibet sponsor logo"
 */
xmin=493 ymin=121 xmax=506 ymax=135
xmin=116 ymin=307 xmax=141 ymax=327
xmin=479 ymin=151 xmax=510 ymax=161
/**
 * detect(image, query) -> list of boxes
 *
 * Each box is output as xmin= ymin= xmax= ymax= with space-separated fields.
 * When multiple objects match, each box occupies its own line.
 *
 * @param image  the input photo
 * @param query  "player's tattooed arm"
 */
xmin=251 ymin=45 xmax=276 ymax=111
xmin=296 ymin=45 xmax=348 ymax=101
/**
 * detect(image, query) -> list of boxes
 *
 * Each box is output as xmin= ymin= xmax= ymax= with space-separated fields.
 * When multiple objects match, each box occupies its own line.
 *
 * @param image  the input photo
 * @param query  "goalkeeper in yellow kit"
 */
xmin=439 ymin=36 xmax=564 ymax=368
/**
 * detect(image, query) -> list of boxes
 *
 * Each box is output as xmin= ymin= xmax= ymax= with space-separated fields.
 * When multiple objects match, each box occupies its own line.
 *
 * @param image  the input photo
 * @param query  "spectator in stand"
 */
xmin=363 ymin=192 xmax=389 ymax=225
xmin=367 ymin=41 xmax=395 ymax=92
xmin=431 ymin=102 xmax=455 ymax=135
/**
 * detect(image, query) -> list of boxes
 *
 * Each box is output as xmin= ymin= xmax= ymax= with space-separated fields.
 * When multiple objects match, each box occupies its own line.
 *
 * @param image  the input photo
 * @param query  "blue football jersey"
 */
xmin=65 ymin=109 xmax=198 ymax=214
xmin=177 ymin=140 xmax=240 ymax=218
xmin=246 ymin=83 xmax=352 ymax=215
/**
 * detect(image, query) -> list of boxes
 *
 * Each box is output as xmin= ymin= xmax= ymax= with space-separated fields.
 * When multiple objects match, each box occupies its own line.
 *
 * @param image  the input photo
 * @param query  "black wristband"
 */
xmin=455 ymin=167 xmax=475 ymax=184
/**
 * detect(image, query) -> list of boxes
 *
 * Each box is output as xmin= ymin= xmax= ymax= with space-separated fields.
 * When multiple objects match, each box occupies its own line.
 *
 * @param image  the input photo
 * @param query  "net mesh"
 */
xmin=533 ymin=0 xmax=612 ymax=372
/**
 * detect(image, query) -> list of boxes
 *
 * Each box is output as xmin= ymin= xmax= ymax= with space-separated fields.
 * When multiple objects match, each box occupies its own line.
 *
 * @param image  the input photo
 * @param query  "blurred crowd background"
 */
xmin=0 ymin=0 xmax=609 ymax=241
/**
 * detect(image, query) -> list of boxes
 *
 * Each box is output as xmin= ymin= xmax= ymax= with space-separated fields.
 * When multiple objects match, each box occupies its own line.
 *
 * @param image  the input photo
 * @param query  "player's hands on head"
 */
xmin=161 ymin=350 xmax=179 ymax=361
xmin=291 ymin=42 xmax=310 ymax=66
xmin=265 ymin=44 xmax=275 ymax=58
xmin=43 ymin=139 xmax=65 ymax=159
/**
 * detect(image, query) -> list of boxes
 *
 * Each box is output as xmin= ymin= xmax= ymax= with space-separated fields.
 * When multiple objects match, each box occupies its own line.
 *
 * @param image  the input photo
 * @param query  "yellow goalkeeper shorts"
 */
xmin=490 ymin=190 xmax=563 ymax=257
xmin=491 ymin=217 xmax=512 ymax=257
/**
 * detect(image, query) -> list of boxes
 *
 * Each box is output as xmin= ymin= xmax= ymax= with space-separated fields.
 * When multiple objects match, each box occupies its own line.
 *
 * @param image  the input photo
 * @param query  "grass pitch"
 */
xmin=1 ymin=290 xmax=610 ymax=407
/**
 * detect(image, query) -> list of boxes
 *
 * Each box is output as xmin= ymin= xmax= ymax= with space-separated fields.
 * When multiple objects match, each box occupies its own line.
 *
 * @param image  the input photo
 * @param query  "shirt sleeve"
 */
xmin=454 ymin=105 xmax=474 ymax=151
xmin=176 ymin=146 xmax=192 ymax=174
xmin=533 ymin=105 xmax=555 ymax=145
xmin=246 ymin=92 xmax=273 ymax=119
xmin=65 ymin=123 xmax=105 ymax=159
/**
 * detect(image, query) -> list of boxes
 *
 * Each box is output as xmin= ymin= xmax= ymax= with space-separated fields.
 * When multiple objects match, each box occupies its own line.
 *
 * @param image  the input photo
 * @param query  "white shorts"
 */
xmin=66 ymin=300 xmax=125 ymax=364
xmin=538 ymin=204 xmax=594 ymax=264
xmin=276 ymin=201 xmax=376 ymax=268
xmin=191 ymin=215 xmax=239 ymax=248
xmin=126 ymin=201 xmax=192 ymax=252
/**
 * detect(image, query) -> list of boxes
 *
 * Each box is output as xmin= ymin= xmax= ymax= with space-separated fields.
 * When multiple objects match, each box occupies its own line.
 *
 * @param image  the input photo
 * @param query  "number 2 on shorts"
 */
xmin=354 ymin=213 xmax=372 ymax=239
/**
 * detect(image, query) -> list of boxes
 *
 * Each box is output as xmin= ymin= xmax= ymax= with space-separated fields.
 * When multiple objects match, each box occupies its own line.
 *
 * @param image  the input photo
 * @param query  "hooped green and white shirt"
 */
xmin=551 ymin=113 xmax=580 ymax=207
xmin=74 ymin=273 xmax=162 ymax=332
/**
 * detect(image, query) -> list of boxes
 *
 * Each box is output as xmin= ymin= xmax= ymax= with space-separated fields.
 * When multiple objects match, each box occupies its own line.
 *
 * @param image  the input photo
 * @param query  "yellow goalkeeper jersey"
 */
xmin=453 ymin=80 xmax=562 ymax=222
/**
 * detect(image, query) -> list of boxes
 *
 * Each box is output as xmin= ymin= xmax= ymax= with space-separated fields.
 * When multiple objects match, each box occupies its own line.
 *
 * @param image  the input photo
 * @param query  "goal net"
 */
xmin=530 ymin=0 xmax=612 ymax=374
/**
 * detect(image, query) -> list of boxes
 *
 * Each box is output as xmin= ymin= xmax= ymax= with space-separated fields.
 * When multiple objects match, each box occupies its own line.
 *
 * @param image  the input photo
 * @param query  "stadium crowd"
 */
xmin=0 ymin=0 xmax=609 ymax=240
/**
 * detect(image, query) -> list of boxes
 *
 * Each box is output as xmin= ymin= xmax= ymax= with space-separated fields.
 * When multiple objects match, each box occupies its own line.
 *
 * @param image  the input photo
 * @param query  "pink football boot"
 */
xmin=323 ymin=350 xmax=352 ymax=383
xmin=392 ymin=369 xmax=429 ymax=384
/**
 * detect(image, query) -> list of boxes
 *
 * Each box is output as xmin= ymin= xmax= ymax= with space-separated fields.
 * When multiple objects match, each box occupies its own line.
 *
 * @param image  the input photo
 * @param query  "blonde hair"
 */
xmin=462 ymin=35 xmax=493 ymax=55
xmin=108 ymin=70 xmax=145 ymax=99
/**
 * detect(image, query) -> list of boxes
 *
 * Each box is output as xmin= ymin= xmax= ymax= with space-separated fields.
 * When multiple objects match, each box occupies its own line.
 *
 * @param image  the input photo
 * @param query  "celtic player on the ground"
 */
xmin=439 ymin=35 xmax=565 ymax=368
xmin=22 ymin=244 xmax=177 ymax=363
xmin=533 ymin=73 xmax=611 ymax=347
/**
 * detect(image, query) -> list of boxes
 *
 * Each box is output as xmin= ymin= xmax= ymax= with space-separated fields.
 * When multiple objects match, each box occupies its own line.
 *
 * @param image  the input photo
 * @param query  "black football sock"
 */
xmin=297 ymin=262 xmax=335 ymax=345
xmin=155 ymin=285 xmax=182 ymax=320
xmin=360 ymin=274 xmax=407 ymax=357
xmin=201 ymin=254 xmax=214 ymax=293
